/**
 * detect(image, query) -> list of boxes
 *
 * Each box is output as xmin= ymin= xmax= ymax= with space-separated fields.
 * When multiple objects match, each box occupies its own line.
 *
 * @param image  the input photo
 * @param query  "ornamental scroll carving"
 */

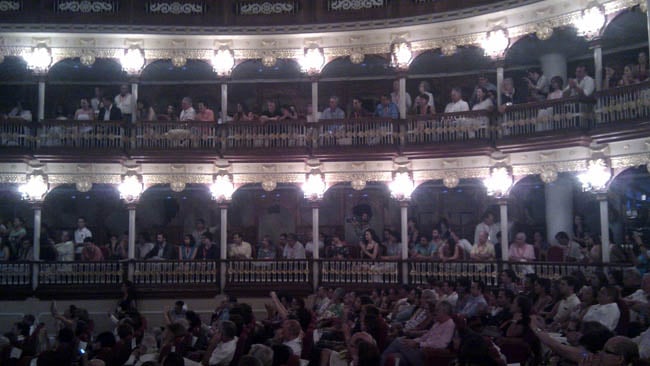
xmin=329 ymin=0 xmax=385 ymax=11
xmin=0 ymin=1 xmax=20 ymax=12
xmin=56 ymin=0 xmax=116 ymax=13
xmin=238 ymin=1 xmax=295 ymax=15
xmin=147 ymin=2 xmax=204 ymax=15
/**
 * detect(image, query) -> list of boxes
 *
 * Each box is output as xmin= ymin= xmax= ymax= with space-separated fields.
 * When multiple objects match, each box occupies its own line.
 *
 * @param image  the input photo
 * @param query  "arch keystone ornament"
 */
xmin=75 ymin=180 xmax=93 ymax=193
xmin=539 ymin=165 xmax=558 ymax=184
xmin=443 ymin=171 xmax=460 ymax=188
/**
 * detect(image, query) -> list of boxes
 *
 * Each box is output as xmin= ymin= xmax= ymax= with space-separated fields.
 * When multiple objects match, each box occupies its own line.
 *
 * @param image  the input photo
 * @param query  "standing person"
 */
xmin=563 ymin=64 xmax=596 ymax=97
xmin=524 ymin=67 xmax=549 ymax=101
xmin=114 ymin=84 xmax=135 ymax=121
xmin=359 ymin=229 xmax=380 ymax=259
xmin=390 ymin=79 xmax=412 ymax=112
xmin=178 ymin=234 xmax=198 ymax=260
xmin=74 ymin=217 xmax=93 ymax=261
xmin=91 ymin=87 xmax=104 ymax=114
xmin=8 ymin=217 xmax=26 ymax=255
xmin=418 ymin=81 xmax=435 ymax=110
xmin=320 ymin=96 xmax=345 ymax=120
xmin=474 ymin=211 xmax=497 ymax=246
xmin=179 ymin=97 xmax=196 ymax=121
xmin=74 ymin=99 xmax=95 ymax=121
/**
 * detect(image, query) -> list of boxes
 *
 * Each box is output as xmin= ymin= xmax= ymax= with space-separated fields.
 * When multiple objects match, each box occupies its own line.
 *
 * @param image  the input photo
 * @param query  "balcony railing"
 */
xmin=3 ymin=84 xmax=650 ymax=155
xmin=0 ymin=259 xmax=635 ymax=299
xmin=595 ymin=81 xmax=650 ymax=124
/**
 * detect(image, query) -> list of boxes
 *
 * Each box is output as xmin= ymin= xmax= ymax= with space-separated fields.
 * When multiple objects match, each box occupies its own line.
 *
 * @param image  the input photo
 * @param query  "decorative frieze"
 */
xmin=236 ymin=1 xmax=297 ymax=15
xmin=328 ymin=0 xmax=385 ymax=11
xmin=146 ymin=1 xmax=205 ymax=15
xmin=0 ymin=1 xmax=20 ymax=12
xmin=55 ymin=0 xmax=118 ymax=13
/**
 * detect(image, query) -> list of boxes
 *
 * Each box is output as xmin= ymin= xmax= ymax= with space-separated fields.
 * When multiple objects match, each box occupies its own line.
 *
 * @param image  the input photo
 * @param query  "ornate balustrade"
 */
xmin=596 ymin=82 xmax=650 ymax=124
xmin=3 ymin=87 xmax=650 ymax=155
xmin=36 ymin=120 xmax=125 ymax=150
xmin=132 ymin=260 xmax=219 ymax=285
xmin=0 ymin=262 xmax=31 ymax=286
xmin=37 ymin=261 xmax=122 ymax=285
xmin=226 ymin=259 xmax=311 ymax=284
xmin=221 ymin=120 xmax=309 ymax=151
xmin=0 ymin=259 xmax=638 ymax=299
xmin=314 ymin=118 xmax=397 ymax=148
xmin=402 ymin=111 xmax=491 ymax=144
xmin=496 ymin=97 xmax=595 ymax=138
xmin=319 ymin=259 xmax=401 ymax=286
xmin=132 ymin=121 xmax=218 ymax=150
xmin=409 ymin=260 xmax=499 ymax=287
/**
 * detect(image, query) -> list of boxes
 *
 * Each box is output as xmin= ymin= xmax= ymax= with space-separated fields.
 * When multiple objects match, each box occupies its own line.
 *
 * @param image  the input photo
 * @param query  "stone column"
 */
xmin=221 ymin=83 xmax=228 ymax=123
xmin=312 ymin=202 xmax=320 ymax=291
xmin=220 ymin=203 xmax=228 ymax=291
xmin=496 ymin=66 xmax=504 ymax=107
xmin=32 ymin=203 xmax=42 ymax=290
xmin=592 ymin=41 xmax=603 ymax=92
xmin=400 ymin=201 xmax=409 ymax=284
xmin=130 ymin=81 xmax=138 ymax=123
xmin=398 ymin=76 xmax=407 ymax=119
xmin=311 ymin=79 xmax=319 ymax=122
xmin=545 ymin=175 xmax=574 ymax=245
xmin=597 ymin=194 xmax=610 ymax=263
xmin=127 ymin=203 xmax=137 ymax=281
xmin=37 ymin=79 xmax=45 ymax=121
xmin=498 ymin=199 xmax=509 ymax=262
xmin=540 ymin=53 xmax=567 ymax=84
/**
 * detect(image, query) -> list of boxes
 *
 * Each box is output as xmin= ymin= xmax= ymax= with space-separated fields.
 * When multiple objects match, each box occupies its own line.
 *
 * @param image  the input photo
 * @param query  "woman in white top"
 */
xmin=471 ymin=87 xmax=494 ymax=111
xmin=74 ymin=99 xmax=95 ymax=121
xmin=547 ymin=76 xmax=564 ymax=100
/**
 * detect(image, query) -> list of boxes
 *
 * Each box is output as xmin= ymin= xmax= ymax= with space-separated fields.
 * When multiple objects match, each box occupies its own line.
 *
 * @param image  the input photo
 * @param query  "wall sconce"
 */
xmin=300 ymin=45 xmax=325 ymax=75
xmin=118 ymin=172 xmax=144 ymax=203
xmin=578 ymin=159 xmax=611 ymax=192
xmin=483 ymin=166 xmax=513 ymax=198
xmin=391 ymin=41 xmax=412 ymax=69
xmin=575 ymin=3 xmax=606 ymax=40
xmin=389 ymin=170 xmax=415 ymax=201
xmin=481 ymin=28 xmax=510 ymax=59
xmin=211 ymin=47 xmax=235 ymax=76
xmin=19 ymin=171 xmax=49 ymax=202
xmin=303 ymin=171 xmax=326 ymax=201
xmin=210 ymin=173 xmax=235 ymax=202
xmin=120 ymin=46 xmax=145 ymax=75
xmin=24 ymin=44 xmax=52 ymax=73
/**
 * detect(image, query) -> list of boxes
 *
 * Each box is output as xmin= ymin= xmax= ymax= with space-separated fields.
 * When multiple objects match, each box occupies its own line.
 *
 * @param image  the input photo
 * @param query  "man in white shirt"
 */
xmin=390 ymin=79 xmax=412 ymax=111
xmin=114 ymin=84 xmax=135 ymax=121
xmin=320 ymin=96 xmax=345 ymax=120
xmin=563 ymin=64 xmax=595 ymax=97
xmin=582 ymin=286 xmax=621 ymax=331
xmin=74 ymin=217 xmax=92 ymax=260
xmin=554 ymin=231 xmax=584 ymax=262
xmin=205 ymin=320 xmax=238 ymax=366
xmin=305 ymin=232 xmax=324 ymax=258
xmin=276 ymin=319 xmax=302 ymax=356
xmin=228 ymin=232 xmax=252 ymax=259
xmin=624 ymin=273 xmax=650 ymax=322
xmin=438 ymin=280 xmax=458 ymax=307
xmin=550 ymin=276 xmax=581 ymax=329
xmin=444 ymin=87 xmax=469 ymax=113
xmin=283 ymin=233 xmax=306 ymax=259
xmin=179 ymin=97 xmax=196 ymax=121
xmin=474 ymin=211 xmax=497 ymax=246
xmin=54 ymin=231 xmax=75 ymax=261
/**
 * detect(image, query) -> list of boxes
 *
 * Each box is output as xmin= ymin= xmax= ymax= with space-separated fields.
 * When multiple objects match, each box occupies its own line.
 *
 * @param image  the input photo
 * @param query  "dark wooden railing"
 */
xmin=0 ymin=259 xmax=634 ymax=298
xmin=6 ymin=84 xmax=649 ymax=155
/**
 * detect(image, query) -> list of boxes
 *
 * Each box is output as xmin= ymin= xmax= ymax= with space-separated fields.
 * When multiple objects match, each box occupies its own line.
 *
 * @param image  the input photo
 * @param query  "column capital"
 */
xmin=398 ymin=200 xmax=410 ymax=208
xmin=218 ymin=202 xmax=230 ymax=210
xmin=395 ymin=70 xmax=408 ymax=79
xmin=128 ymin=76 xmax=140 ymax=84
xmin=594 ymin=192 xmax=608 ymax=201
xmin=587 ymin=37 xmax=603 ymax=50
xmin=29 ymin=201 xmax=44 ymax=210
xmin=496 ymin=197 xmax=508 ymax=205
xmin=309 ymin=75 xmax=320 ymax=83
xmin=126 ymin=202 xmax=138 ymax=210
xmin=309 ymin=200 xmax=321 ymax=209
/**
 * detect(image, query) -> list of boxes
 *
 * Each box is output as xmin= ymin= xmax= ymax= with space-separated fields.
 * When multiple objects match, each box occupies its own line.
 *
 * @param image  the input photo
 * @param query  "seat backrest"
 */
xmin=547 ymin=246 xmax=565 ymax=262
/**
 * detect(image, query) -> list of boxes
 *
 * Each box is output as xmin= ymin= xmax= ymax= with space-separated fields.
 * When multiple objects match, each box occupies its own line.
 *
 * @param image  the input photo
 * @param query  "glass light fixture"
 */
xmin=303 ymin=172 xmax=326 ymax=201
xmin=211 ymin=47 xmax=235 ymax=76
xmin=19 ymin=172 xmax=49 ymax=201
xmin=24 ymin=45 xmax=52 ymax=73
xmin=300 ymin=46 xmax=325 ymax=75
xmin=481 ymin=28 xmax=510 ymax=58
xmin=120 ymin=47 xmax=145 ymax=75
xmin=389 ymin=171 xmax=415 ymax=201
xmin=575 ymin=3 xmax=606 ymax=40
xmin=578 ymin=159 xmax=611 ymax=192
xmin=391 ymin=41 xmax=412 ymax=69
xmin=483 ymin=166 xmax=513 ymax=198
xmin=210 ymin=173 xmax=235 ymax=202
xmin=118 ymin=172 xmax=144 ymax=203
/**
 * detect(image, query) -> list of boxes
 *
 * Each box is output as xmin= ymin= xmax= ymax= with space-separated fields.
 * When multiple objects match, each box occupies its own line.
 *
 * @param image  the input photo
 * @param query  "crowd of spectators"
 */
xmin=2 ymin=210 xmax=650 ymax=279
xmin=5 ymin=52 xmax=649 ymax=125
xmin=2 ymin=265 xmax=650 ymax=365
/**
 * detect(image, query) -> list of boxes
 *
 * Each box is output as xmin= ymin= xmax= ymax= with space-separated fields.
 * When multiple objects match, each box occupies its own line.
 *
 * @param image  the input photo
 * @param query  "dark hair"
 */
xmin=183 ymin=234 xmax=196 ymax=246
xmin=551 ymin=76 xmax=564 ymax=89
xmin=561 ymin=276 xmax=579 ymax=293
xmin=514 ymin=295 xmax=532 ymax=327
xmin=219 ymin=320 xmax=237 ymax=339
xmin=83 ymin=237 xmax=94 ymax=243
xmin=96 ymin=331 xmax=116 ymax=348
xmin=57 ymin=327 xmax=75 ymax=343
xmin=418 ymin=234 xmax=430 ymax=242
xmin=476 ymin=86 xmax=488 ymax=101
xmin=536 ymin=277 xmax=552 ymax=295
xmin=502 ymin=269 xmax=519 ymax=283
xmin=201 ymin=232 xmax=213 ymax=241
xmin=356 ymin=340 xmax=381 ymax=366
xmin=499 ymin=288 xmax=515 ymax=302
xmin=418 ymin=93 xmax=430 ymax=102
xmin=458 ymin=330 xmax=500 ymax=366
xmin=117 ymin=323 xmax=134 ymax=339
xmin=527 ymin=67 xmax=542 ymax=75
xmin=363 ymin=229 xmax=381 ymax=245
xmin=163 ymin=352 xmax=185 ymax=366
xmin=271 ymin=344 xmax=292 ymax=366
xmin=555 ymin=231 xmax=570 ymax=241
xmin=579 ymin=322 xmax=614 ymax=353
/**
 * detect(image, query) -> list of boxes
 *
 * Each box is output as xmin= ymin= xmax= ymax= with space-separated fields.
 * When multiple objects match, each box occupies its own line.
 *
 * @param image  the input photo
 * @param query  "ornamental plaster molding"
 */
xmin=0 ymin=0 xmax=640 ymax=67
